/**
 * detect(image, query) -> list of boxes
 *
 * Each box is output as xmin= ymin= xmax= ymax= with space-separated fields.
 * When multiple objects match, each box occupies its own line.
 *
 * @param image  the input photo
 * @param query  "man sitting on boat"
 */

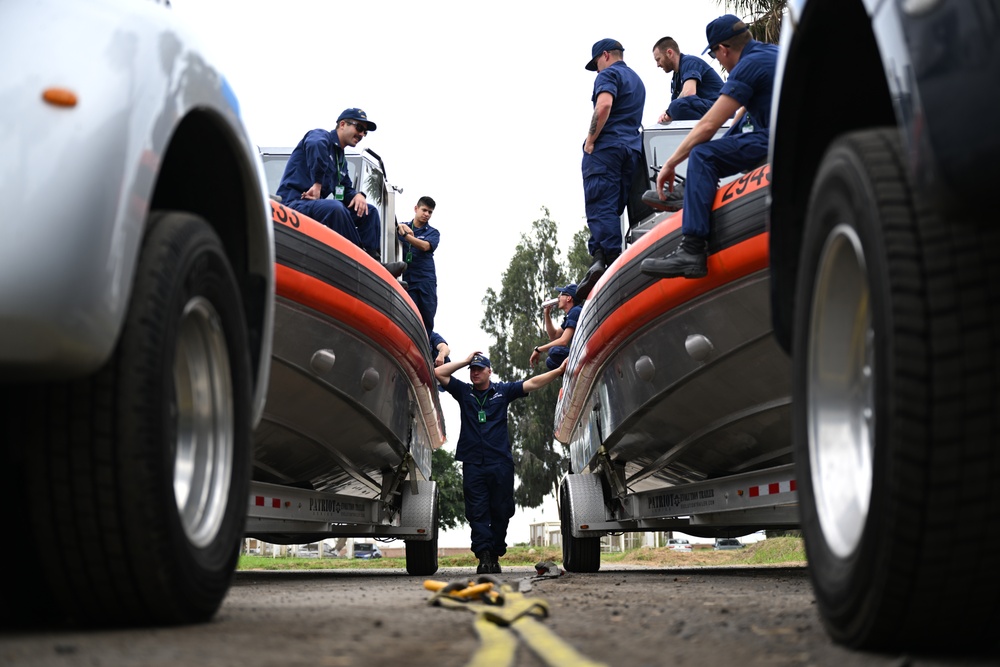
xmin=530 ymin=284 xmax=581 ymax=370
xmin=276 ymin=108 xmax=404 ymax=277
xmin=651 ymin=35 xmax=723 ymax=125
xmin=641 ymin=15 xmax=777 ymax=279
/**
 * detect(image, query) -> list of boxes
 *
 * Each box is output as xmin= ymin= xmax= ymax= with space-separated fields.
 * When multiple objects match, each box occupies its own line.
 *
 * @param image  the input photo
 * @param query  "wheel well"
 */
xmin=769 ymin=0 xmax=895 ymax=352
xmin=151 ymin=110 xmax=269 ymax=386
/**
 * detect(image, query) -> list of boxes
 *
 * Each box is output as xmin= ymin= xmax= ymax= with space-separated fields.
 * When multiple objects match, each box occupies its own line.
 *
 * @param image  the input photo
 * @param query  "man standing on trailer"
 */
xmin=397 ymin=196 xmax=440 ymax=331
xmin=530 ymin=284 xmax=581 ymax=370
xmin=576 ymin=38 xmax=646 ymax=302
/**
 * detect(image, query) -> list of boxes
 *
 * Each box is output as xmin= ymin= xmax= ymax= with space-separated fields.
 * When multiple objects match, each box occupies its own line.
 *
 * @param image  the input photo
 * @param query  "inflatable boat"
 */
xmin=246 ymin=174 xmax=445 ymax=575
xmin=555 ymin=149 xmax=796 ymax=571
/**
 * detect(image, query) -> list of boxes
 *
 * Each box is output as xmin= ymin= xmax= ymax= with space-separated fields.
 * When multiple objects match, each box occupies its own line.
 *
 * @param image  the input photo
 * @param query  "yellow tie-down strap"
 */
xmin=423 ymin=577 xmax=606 ymax=667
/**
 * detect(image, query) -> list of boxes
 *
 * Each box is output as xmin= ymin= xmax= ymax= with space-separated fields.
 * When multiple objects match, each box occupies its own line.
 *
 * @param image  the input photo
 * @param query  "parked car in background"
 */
xmin=353 ymin=542 xmax=383 ymax=559
xmin=0 ymin=0 xmax=273 ymax=629
xmin=713 ymin=538 xmax=744 ymax=551
xmin=294 ymin=543 xmax=339 ymax=558
xmin=354 ymin=542 xmax=382 ymax=558
xmin=666 ymin=538 xmax=692 ymax=553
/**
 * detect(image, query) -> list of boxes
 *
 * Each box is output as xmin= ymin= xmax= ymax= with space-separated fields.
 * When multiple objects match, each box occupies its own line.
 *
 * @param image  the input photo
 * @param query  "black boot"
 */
xmin=641 ymin=183 xmax=684 ymax=212
xmin=491 ymin=554 xmax=502 ymax=574
xmin=641 ymin=235 xmax=708 ymax=279
xmin=576 ymin=249 xmax=606 ymax=302
xmin=382 ymin=261 xmax=407 ymax=278
xmin=476 ymin=550 xmax=494 ymax=575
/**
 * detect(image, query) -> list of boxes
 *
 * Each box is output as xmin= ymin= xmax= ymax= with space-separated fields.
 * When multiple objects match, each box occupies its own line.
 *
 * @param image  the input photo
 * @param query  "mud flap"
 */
xmin=562 ymin=474 xmax=606 ymax=539
xmin=400 ymin=480 xmax=437 ymax=541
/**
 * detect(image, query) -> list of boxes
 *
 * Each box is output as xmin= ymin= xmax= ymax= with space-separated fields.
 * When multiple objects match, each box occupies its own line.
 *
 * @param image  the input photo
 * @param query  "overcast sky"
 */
xmin=170 ymin=0 xmax=737 ymax=547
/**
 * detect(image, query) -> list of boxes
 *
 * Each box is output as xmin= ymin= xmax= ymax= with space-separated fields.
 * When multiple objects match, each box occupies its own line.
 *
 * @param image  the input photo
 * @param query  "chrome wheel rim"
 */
xmin=173 ymin=296 xmax=234 ymax=548
xmin=808 ymin=223 xmax=874 ymax=559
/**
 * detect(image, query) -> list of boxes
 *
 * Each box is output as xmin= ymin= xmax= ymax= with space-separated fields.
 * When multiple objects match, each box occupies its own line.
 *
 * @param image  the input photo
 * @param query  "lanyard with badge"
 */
xmin=405 ymin=229 xmax=415 ymax=264
xmin=333 ymin=151 xmax=347 ymax=201
xmin=473 ymin=390 xmax=489 ymax=423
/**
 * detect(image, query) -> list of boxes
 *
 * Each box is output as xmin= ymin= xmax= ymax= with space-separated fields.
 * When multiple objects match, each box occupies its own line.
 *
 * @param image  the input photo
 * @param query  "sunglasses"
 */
xmin=346 ymin=121 xmax=368 ymax=134
xmin=707 ymin=44 xmax=723 ymax=59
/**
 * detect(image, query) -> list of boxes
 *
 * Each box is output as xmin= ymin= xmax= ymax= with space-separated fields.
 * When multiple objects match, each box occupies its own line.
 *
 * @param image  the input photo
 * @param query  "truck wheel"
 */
xmin=794 ymin=129 xmax=1000 ymax=650
xmin=404 ymin=485 xmax=439 ymax=576
xmin=3 ymin=211 xmax=251 ymax=627
xmin=559 ymin=477 xmax=600 ymax=573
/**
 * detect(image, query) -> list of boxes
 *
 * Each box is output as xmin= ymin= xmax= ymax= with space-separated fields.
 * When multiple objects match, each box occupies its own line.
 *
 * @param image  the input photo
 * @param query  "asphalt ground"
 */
xmin=2 ymin=565 xmax=995 ymax=667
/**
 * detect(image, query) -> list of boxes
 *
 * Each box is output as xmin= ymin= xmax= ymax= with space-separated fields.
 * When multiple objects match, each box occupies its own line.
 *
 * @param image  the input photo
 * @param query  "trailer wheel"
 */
xmin=794 ymin=129 xmax=1000 ymax=651
xmin=2 ymin=211 xmax=251 ymax=627
xmin=404 ymin=482 xmax=439 ymax=576
xmin=559 ymin=476 xmax=600 ymax=573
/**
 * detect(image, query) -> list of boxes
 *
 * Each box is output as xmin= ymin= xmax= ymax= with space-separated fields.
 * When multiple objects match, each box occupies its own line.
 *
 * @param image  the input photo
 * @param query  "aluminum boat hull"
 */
xmin=555 ymin=165 xmax=790 ymax=492
xmin=252 ymin=201 xmax=444 ymax=500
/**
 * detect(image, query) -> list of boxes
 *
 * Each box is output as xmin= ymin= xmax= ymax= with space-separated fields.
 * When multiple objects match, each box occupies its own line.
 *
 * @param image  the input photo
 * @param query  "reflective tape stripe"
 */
xmin=748 ymin=480 xmax=797 ymax=497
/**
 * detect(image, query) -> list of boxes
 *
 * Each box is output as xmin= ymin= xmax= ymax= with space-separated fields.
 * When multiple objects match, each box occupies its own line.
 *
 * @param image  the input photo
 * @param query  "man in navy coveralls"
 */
xmin=397 ymin=196 xmax=440 ymax=332
xmin=277 ymin=108 xmax=401 ymax=275
xmin=651 ymin=35 xmax=723 ymax=124
xmin=576 ymin=38 xmax=646 ymax=302
xmin=530 ymin=284 xmax=582 ymax=371
xmin=436 ymin=352 xmax=566 ymax=574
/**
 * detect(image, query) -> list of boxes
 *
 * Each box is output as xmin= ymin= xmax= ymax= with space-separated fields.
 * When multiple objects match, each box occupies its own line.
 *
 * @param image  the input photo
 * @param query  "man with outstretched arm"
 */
xmin=436 ymin=352 xmax=567 ymax=574
xmin=641 ymin=16 xmax=777 ymax=280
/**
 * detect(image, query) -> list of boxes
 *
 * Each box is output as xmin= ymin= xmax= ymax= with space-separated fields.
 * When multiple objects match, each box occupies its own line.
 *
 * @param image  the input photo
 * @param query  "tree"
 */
xmin=720 ymin=0 xmax=785 ymax=44
xmin=481 ymin=209 xmax=590 ymax=507
xmin=431 ymin=447 xmax=465 ymax=531
xmin=567 ymin=228 xmax=592 ymax=278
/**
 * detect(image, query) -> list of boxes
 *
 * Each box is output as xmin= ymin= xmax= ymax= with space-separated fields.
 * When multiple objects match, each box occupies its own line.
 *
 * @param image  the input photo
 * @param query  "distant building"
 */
xmin=529 ymin=521 xmax=562 ymax=547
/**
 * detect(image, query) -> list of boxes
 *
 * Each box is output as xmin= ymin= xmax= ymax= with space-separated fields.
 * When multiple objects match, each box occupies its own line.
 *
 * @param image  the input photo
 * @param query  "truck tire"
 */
xmin=2 ymin=211 xmax=252 ymax=627
xmin=559 ymin=476 xmax=601 ymax=573
xmin=793 ymin=129 xmax=1000 ymax=651
xmin=405 ymin=485 xmax=439 ymax=576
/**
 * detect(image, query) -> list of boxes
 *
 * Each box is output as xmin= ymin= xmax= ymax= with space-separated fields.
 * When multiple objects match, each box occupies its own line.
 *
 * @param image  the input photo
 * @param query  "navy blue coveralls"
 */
xmin=443 ymin=376 xmax=527 ymax=557
xmin=583 ymin=60 xmax=645 ymax=261
xmin=276 ymin=129 xmax=381 ymax=255
xmin=667 ymin=53 xmax=723 ymax=120
xmin=428 ymin=330 xmax=449 ymax=361
xmin=399 ymin=221 xmax=440 ymax=331
xmin=428 ymin=331 xmax=450 ymax=392
xmin=681 ymin=40 xmax=778 ymax=240
xmin=545 ymin=304 xmax=582 ymax=370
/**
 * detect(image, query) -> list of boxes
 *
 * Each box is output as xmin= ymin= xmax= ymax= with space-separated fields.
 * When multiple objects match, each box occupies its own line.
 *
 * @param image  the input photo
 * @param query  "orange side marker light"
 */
xmin=42 ymin=88 xmax=78 ymax=107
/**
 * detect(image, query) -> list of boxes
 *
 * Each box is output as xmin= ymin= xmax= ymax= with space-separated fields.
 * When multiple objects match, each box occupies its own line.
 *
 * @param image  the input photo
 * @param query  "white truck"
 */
xmin=1 ymin=0 xmax=274 ymax=627
xmin=768 ymin=0 xmax=1000 ymax=652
